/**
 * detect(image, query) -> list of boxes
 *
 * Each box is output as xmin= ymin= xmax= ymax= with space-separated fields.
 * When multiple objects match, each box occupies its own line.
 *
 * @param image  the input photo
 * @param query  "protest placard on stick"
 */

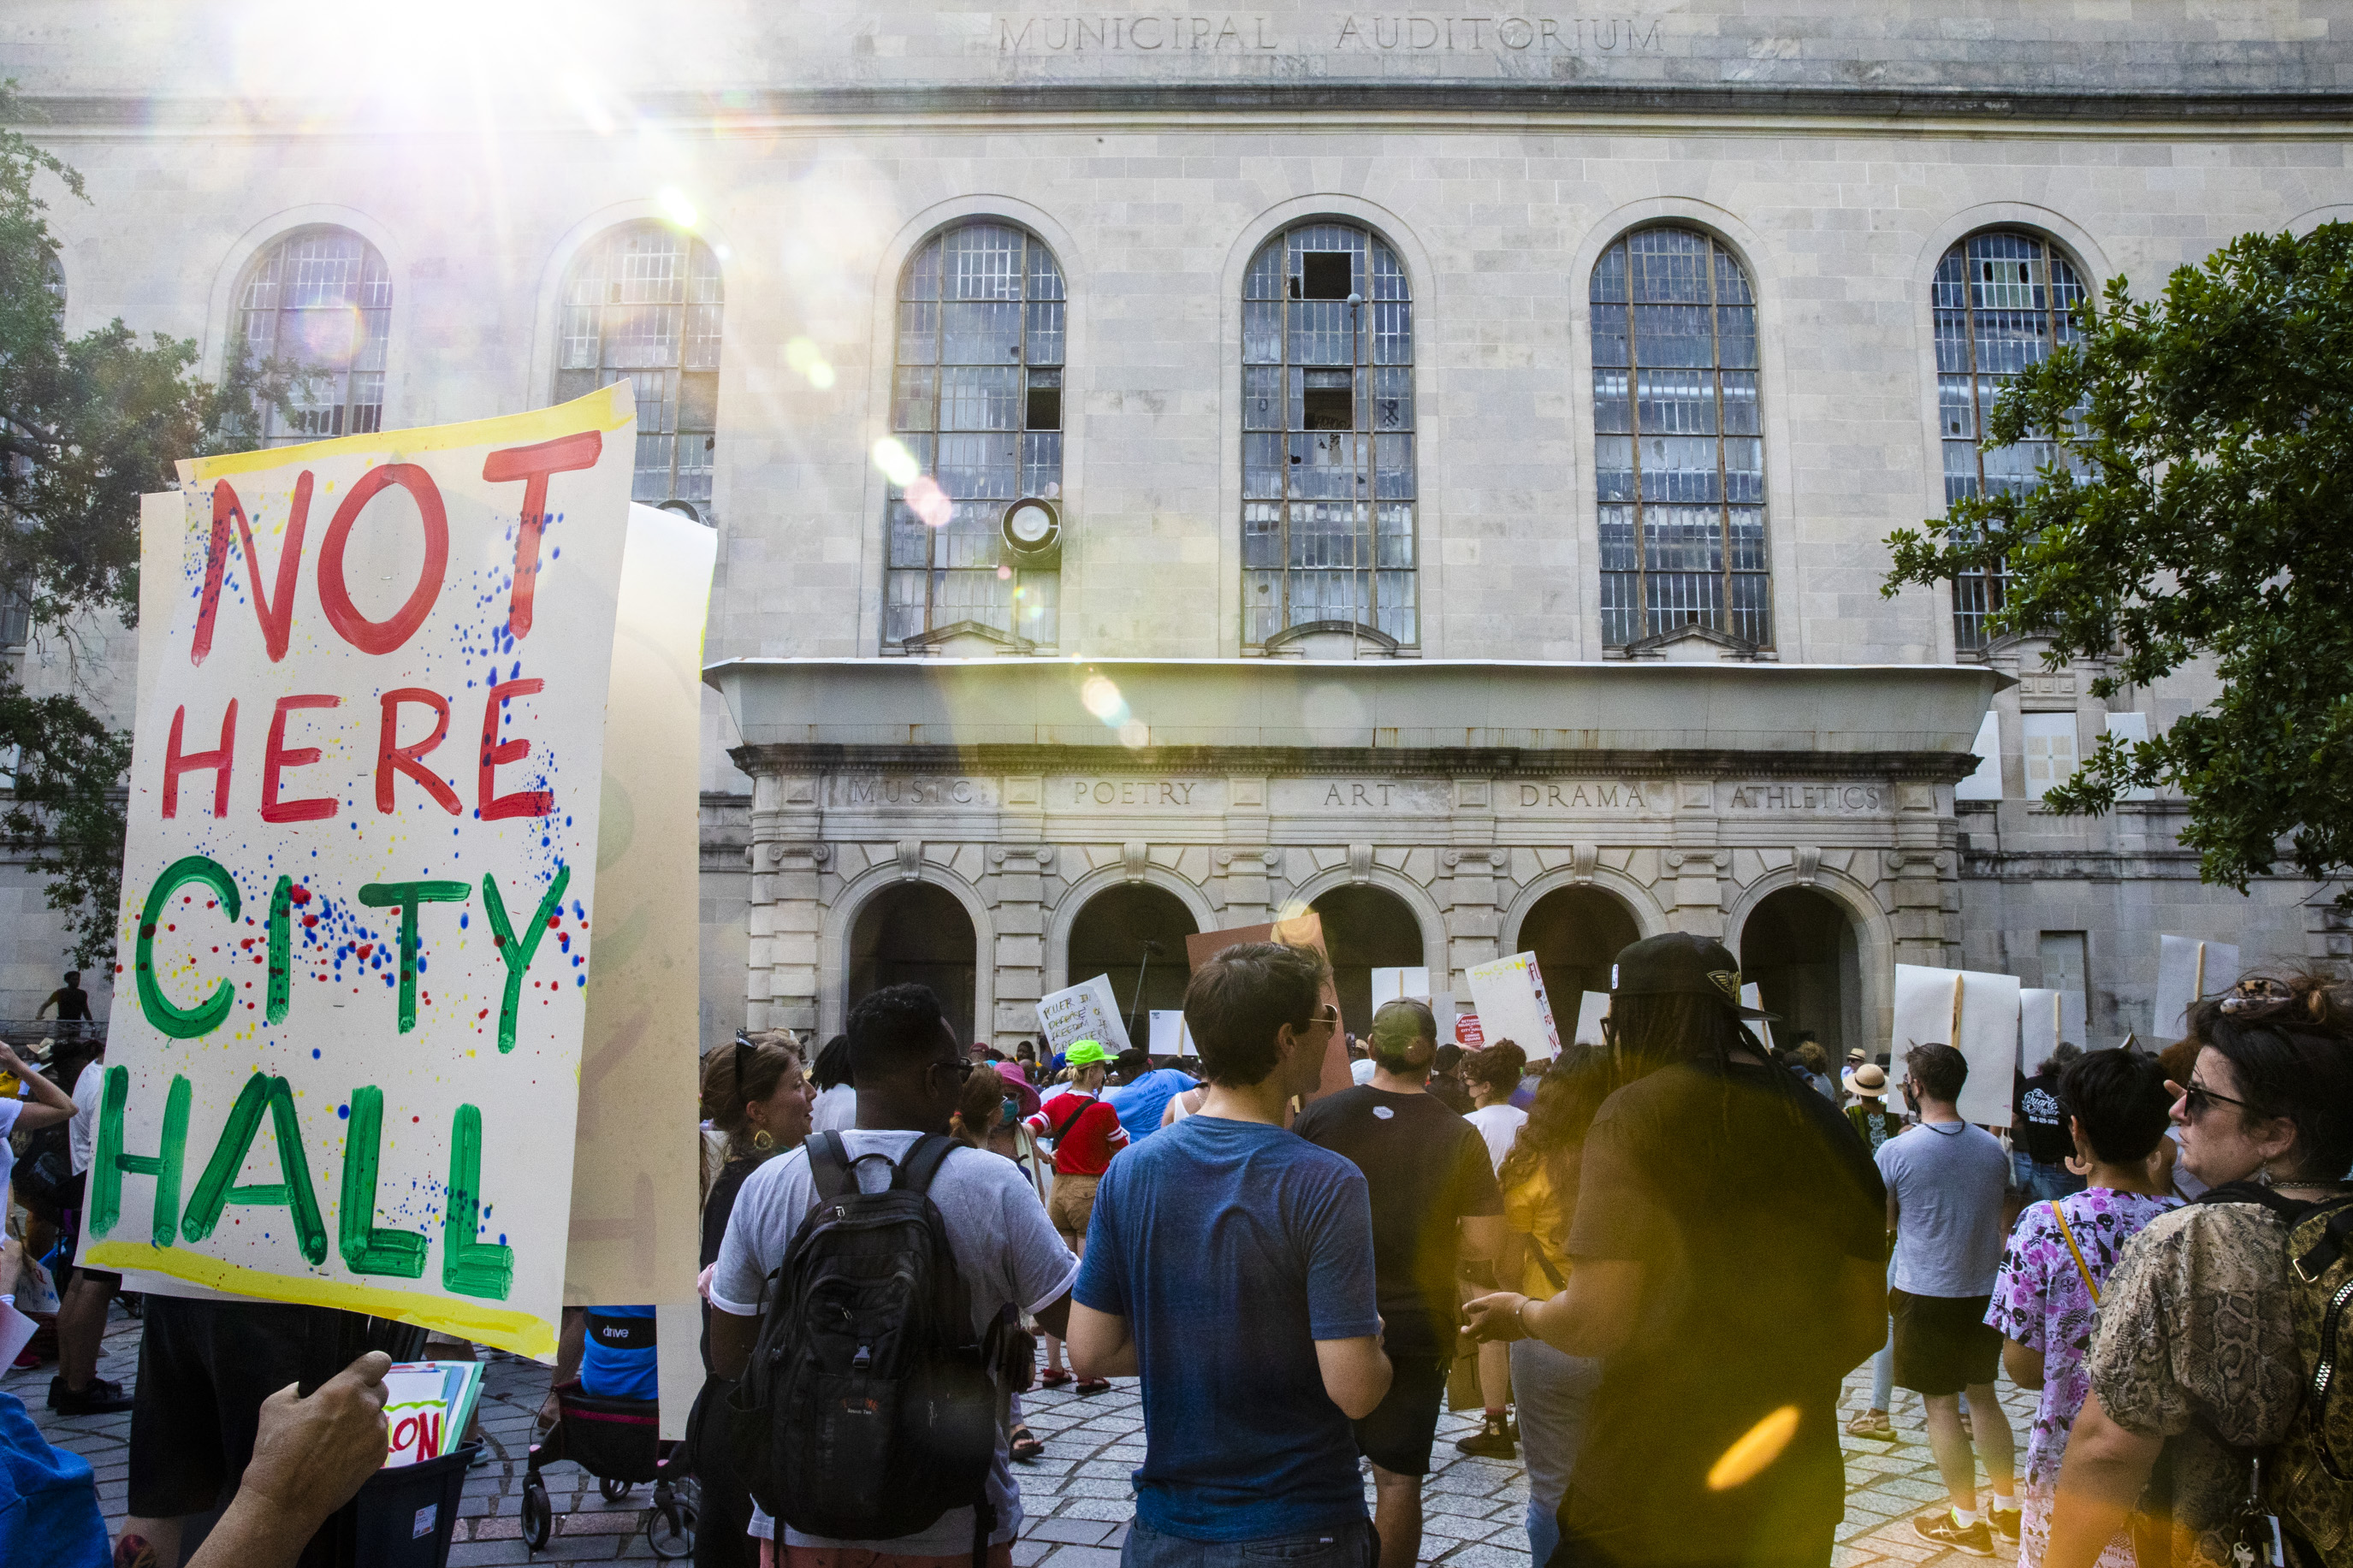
xmin=1891 ymin=964 xmax=2023 ymax=1126
xmin=2155 ymin=935 xmax=2239 ymax=1044
xmin=86 ymin=386 xmax=638 ymax=1358
xmin=1466 ymin=952 xmax=1563 ymax=1059
xmin=1037 ymin=973 xmax=1132 ymax=1056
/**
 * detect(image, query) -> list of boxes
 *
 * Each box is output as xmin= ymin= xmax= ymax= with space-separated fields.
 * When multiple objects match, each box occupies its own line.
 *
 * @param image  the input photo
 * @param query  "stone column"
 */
xmin=1886 ymin=780 xmax=1961 ymax=967
xmin=746 ymin=765 xmax=825 ymax=1033
xmin=1667 ymin=778 xmax=1726 ymax=938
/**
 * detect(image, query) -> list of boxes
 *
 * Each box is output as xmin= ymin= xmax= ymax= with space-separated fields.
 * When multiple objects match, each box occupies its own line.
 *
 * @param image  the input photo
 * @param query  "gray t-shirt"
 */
xmin=1876 ymin=1121 xmax=2011 ymax=1298
xmin=711 ymin=1132 xmax=1081 ymax=1553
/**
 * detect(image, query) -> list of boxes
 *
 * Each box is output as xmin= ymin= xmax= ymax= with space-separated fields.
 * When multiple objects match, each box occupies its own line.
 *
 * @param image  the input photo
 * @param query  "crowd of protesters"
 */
xmin=3 ymin=946 xmax=2350 ymax=1568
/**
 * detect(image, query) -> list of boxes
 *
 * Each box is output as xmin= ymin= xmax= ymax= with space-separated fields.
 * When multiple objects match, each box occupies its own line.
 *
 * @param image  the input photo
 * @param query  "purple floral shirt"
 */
xmin=1986 ymin=1187 xmax=2180 ymax=1486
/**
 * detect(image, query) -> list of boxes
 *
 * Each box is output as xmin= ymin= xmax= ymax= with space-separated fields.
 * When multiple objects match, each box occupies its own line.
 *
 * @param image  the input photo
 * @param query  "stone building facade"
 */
xmin=2 ymin=2 xmax=2349 ymax=1046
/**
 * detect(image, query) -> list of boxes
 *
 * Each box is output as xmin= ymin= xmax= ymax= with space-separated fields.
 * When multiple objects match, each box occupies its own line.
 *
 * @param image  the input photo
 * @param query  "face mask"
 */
xmin=999 ymin=1098 xmax=1018 ymax=1127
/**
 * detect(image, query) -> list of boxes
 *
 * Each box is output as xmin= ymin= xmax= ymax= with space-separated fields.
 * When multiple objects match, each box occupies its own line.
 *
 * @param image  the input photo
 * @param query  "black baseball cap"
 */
xmin=1612 ymin=932 xmax=1778 ymax=1021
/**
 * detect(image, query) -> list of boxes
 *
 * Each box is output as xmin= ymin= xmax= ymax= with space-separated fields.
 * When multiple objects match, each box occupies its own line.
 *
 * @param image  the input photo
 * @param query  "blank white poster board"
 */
xmin=1148 ymin=1009 xmax=1195 ymax=1056
xmin=2154 ymin=935 xmax=2239 ymax=1044
xmin=1891 ymin=964 xmax=2023 ymax=1126
xmin=1372 ymin=967 xmax=1431 ymax=1005
xmin=1574 ymin=991 xmax=1609 ymax=1047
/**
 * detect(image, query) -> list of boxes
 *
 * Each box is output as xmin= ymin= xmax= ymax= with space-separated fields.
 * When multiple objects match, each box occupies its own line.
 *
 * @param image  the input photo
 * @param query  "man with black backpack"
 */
xmin=709 ymin=984 xmax=1080 ymax=1568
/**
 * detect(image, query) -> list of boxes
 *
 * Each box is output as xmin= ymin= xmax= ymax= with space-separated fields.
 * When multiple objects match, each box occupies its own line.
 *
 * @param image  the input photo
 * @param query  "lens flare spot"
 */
xmin=872 ymin=437 xmax=922 ymax=487
xmin=658 ymin=187 xmax=699 ymax=228
xmin=1118 ymin=721 xmax=1150 ymax=749
xmin=998 ymin=565 xmax=1013 ymax=580
xmin=1708 ymin=1405 xmax=1801 ymax=1492
xmin=904 ymin=475 xmax=953 ymax=528
xmin=1081 ymin=676 xmax=1125 ymax=722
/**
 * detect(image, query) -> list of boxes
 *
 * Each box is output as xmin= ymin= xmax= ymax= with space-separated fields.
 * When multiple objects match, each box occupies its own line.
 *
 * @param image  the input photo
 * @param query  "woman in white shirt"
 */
xmin=1455 ymin=1040 xmax=1529 ymax=1458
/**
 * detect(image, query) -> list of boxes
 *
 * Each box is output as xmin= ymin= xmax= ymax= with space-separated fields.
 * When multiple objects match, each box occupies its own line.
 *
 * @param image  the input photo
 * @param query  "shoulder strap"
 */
xmin=1047 ymin=1094 xmax=1095 ymax=1144
xmin=808 ymin=1130 xmax=855 ymax=1201
xmin=2048 ymin=1199 xmax=2101 ymax=1305
xmin=2293 ymin=1194 xmax=2353 ymax=1285
xmin=895 ymin=1133 xmax=958 ymax=1197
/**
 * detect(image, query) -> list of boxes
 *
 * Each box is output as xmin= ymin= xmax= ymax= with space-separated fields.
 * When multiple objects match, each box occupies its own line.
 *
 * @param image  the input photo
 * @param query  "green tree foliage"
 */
xmin=1885 ymin=223 xmax=2353 ymax=902
xmin=0 ymin=86 xmax=286 ymax=965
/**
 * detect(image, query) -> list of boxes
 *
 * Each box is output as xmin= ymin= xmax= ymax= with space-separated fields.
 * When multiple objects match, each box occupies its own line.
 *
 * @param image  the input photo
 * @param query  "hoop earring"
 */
xmin=752 ymin=1129 xmax=776 ymax=1152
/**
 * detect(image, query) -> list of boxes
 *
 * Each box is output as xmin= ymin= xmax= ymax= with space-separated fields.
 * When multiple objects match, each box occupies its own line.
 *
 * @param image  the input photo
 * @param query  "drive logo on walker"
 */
xmin=82 ymin=385 xmax=638 ymax=1358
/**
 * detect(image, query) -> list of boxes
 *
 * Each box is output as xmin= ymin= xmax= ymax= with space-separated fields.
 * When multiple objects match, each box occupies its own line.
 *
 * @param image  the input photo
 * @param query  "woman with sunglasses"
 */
xmin=692 ymin=1033 xmax=816 ymax=1568
xmin=2046 ymin=973 xmax=2353 ymax=1568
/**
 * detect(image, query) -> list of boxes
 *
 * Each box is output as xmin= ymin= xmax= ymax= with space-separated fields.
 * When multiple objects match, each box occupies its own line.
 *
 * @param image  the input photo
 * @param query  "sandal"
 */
xmin=1846 ymin=1408 xmax=1896 ymax=1442
xmin=1037 ymin=1368 xmax=1074 ymax=1388
xmin=1075 ymin=1378 xmax=1112 ymax=1396
xmin=1009 ymin=1425 xmax=1046 ymax=1463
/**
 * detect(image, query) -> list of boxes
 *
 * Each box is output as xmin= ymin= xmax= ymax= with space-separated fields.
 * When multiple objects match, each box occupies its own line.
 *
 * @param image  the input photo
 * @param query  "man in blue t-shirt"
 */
xmin=1102 ymin=1050 xmax=1197 ymax=1143
xmin=1069 ymin=942 xmax=1390 ymax=1568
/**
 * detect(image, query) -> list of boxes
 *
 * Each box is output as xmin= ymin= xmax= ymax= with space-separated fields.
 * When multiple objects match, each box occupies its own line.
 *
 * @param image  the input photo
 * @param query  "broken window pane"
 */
xmin=890 ymin=222 xmax=1068 ymax=648
xmin=1241 ymin=222 xmax=1416 ymax=648
xmin=1590 ymin=226 xmax=1772 ymax=648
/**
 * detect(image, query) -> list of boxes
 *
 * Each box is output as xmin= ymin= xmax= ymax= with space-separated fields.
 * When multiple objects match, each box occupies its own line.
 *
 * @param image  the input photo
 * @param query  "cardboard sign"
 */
xmin=382 ymin=1360 xmax=486 ymax=1467
xmin=1574 ymin=991 xmax=1609 ymax=1047
xmin=1185 ymin=913 xmax=1348 ymax=1098
xmin=2155 ymin=934 xmax=2239 ymax=1043
xmin=1891 ymin=964 xmax=2023 ymax=1126
xmin=1371 ymin=967 xmax=1431 ymax=1005
xmin=563 ymin=506 xmax=715 ymax=1310
xmin=1455 ymin=1010 xmax=1484 ymax=1047
xmin=1037 ymin=973 xmax=1132 ymax=1056
xmin=1465 ymin=952 xmax=1563 ymax=1059
xmin=86 ymin=387 xmax=637 ymax=1358
xmin=1148 ymin=1009 xmax=1195 ymax=1056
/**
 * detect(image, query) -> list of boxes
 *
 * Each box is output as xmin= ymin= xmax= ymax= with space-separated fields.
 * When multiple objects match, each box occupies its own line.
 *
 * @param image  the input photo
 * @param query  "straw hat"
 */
xmin=1842 ymin=1062 xmax=1888 ymax=1098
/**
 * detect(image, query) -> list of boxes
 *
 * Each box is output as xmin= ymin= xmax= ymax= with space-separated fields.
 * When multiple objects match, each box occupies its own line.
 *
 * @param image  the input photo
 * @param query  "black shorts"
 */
xmin=1353 ymin=1351 xmax=1449 ymax=1476
xmin=127 ymin=1295 xmax=377 ymax=1520
xmin=1889 ymin=1289 xmax=2000 ymax=1396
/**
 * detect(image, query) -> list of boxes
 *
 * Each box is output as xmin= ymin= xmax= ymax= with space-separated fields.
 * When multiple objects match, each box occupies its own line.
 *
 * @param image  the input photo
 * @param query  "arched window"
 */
xmin=1591 ymin=227 xmax=1769 ymax=650
xmin=1242 ymin=222 xmax=1416 ymax=651
xmin=1935 ymin=231 xmax=2089 ymax=650
xmin=886 ymin=222 xmax=1065 ymax=651
xmin=234 ymin=228 xmax=391 ymax=445
xmin=554 ymin=222 xmax=723 ymax=513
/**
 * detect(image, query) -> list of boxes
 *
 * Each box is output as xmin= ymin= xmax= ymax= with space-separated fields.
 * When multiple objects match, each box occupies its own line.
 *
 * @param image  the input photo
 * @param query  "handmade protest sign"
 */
xmin=1890 ymin=964 xmax=2022 ymax=1126
xmin=86 ymin=386 xmax=637 ymax=1357
xmin=2154 ymin=934 xmax=2239 ymax=1044
xmin=1037 ymin=973 xmax=1131 ymax=1056
xmin=1186 ymin=913 xmax=1349 ymax=1098
xmin=1466 ymin=952 xmax=1562 ymax=1059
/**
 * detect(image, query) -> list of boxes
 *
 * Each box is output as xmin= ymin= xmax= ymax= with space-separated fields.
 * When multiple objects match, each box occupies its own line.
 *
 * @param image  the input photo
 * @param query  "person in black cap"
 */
xmin=1462 ymin=932 xmax=1888 ymax=1568
xmin=1294 ymin=997 xmax=1504 ymax=1568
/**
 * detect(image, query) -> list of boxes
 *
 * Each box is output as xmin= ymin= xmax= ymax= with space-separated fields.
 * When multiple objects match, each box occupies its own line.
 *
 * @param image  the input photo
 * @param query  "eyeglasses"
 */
xmin=2170 ymin=1076 xmax=2257 ymax=1120
xmin=931 ymin=1057 xmax=981 ymax=1086
xmin=1304 ymin=1006 xmax=1342 ymax=1034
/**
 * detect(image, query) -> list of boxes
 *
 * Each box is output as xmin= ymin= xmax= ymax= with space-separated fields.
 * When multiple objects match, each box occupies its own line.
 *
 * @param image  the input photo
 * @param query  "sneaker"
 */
xmin=1988 ymin=1502 xmax=2022 ymax=1541
xmin=48 ymin=1376 xmax=134 ymax=1415
xmin=1845 ymin=1408 xmax=1897 ymax=1442
xmin=1455 ymin=1416 xmax=1517 ymax=1459
xmin=1913 ymin=1511 xmax=1995 ymax=1558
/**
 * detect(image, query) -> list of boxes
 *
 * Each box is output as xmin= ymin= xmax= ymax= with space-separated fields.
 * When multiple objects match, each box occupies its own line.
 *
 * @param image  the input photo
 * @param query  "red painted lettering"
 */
xmin=261 ymin=695 xmax=341 ymax=824
xmin=482 ymin=430 xmax=602 ymax=640
xmin=162 ymin=700 xmax=237 ymax=819
xmin=477 ymin=679 xmax=553 ymax=820
xmin=376 ymin=688 xmax=459 ymax=815
xmin=316 ymin=464 xmax=448 ymax=655
xmin=192 ymin=473 xmax=312 ymax=665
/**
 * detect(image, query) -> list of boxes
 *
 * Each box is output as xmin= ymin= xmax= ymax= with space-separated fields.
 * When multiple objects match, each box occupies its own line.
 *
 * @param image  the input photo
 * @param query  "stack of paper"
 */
xmin=382 ymin=1360 xmax=487 ymax=1467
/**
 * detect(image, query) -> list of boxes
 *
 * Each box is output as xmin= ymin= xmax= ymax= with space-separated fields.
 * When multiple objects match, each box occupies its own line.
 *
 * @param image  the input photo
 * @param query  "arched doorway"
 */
xmin=848 ymin=883 xmax=978 ymax=1045
xmin=1739 ymin=887 xmax=1862 ymax=1064
xmin=1516 ymin=886 xmax=1640 ymax=1033
xmin=1064 ymin=885 xmax=1201 ymax=1046
xmin=1308 ymin=886 xmax=1425 ymax=1037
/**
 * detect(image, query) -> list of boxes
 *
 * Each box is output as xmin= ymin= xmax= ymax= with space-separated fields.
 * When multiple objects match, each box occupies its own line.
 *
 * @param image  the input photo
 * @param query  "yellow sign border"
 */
xmin=180 ymin=382 xmax=634 ymax=482
xmin=85 ymin=1242 xmax=558 ymax=1359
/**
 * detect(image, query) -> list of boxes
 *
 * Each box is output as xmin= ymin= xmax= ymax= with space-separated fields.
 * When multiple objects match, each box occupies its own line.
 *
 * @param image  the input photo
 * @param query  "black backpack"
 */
xmin=729 ymin=1132 xmax=1000 ymax=1557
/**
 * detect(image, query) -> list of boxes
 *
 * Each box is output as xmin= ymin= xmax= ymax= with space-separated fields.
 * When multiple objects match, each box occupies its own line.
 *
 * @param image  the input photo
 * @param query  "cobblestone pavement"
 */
xmin=21 ymin=1302 xmax=2035 ymax=1568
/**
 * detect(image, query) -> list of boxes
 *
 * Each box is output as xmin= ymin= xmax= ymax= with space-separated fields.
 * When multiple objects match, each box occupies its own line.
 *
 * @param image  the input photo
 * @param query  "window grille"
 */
xmin=1591 ymin=227 xmax=1769 ymax=650
xmin=1935 ymin=232 xmax=2090 ymax=651
xmin=235 ymin=229 xmax=392 ymax=446
xmin=553 ymin=223 xmax=723 ymax=514
xmin=1242 ymin=222 xmax=1416 ymax=650
xmin=885 ymin=222 xmax=1064 ymax=649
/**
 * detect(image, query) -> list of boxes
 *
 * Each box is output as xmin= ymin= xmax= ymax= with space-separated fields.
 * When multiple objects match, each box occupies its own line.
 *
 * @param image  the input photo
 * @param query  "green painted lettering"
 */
xmin=266 ymin=873 xmax=293 ymax=1025
xmin=442 ymin=1104 xmax=513 ymax=1299
xmin=355 ymin=879 xmax=469 ymax=1033
xmin=88 ymin=1066 xmax=190 ymax=1249
xmin=480 ymin=863 xmax=570 ymax=1054
xmin=135 ymin=855 xmax=240 ymax=1038
xmin=337 ymin=1086 xmax=428 ymax=1278
xmin=181 ymin=1072 xmax=329 ymax=1267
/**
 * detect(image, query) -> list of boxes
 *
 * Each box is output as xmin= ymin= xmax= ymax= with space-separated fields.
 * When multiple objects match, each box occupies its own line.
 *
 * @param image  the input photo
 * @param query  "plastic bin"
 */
xmin=353 ymin=1441 xmax=477 ymax=1568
